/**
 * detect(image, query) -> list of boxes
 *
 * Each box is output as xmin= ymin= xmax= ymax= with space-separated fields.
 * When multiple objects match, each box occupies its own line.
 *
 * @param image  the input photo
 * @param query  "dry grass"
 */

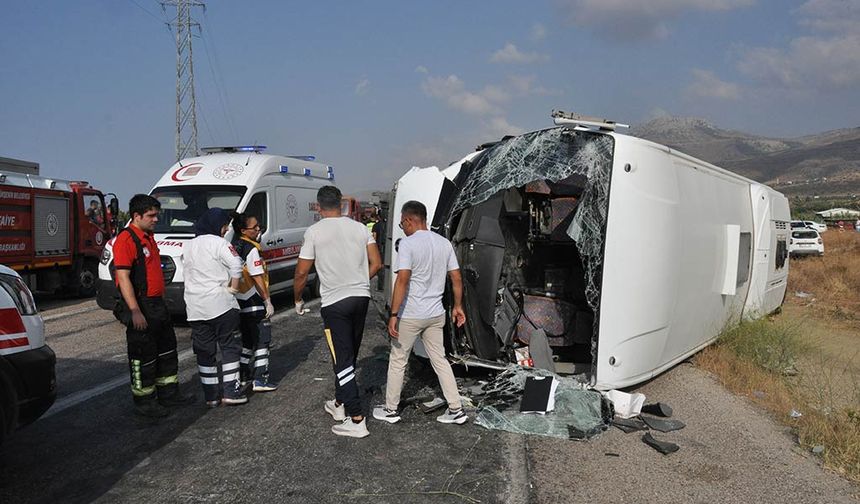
xmin=696 ymin=230 xmax=860 ymax=482
xmin=787 ymin=230 xmax=860 ymax=317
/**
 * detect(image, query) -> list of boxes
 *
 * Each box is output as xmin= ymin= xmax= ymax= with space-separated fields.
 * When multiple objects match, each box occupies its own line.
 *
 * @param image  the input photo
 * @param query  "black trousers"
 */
xmin=190 ymin=309 xmax=243 ymax=402
xmin=123 ymin=297 xmax=179 ymax=402
xmin=239 ymin=311 xmax=272 ymax=382
xmin=319 ymin=296 xmax=369 ymax=417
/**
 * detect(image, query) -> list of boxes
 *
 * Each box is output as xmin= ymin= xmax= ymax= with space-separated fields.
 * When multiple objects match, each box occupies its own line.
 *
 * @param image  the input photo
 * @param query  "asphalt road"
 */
xmin=0 ymin=292 xmax=857 ymax=503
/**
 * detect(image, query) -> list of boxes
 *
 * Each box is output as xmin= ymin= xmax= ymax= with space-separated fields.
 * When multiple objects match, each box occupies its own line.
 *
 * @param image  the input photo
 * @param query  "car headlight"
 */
xmin=100 ymin=248 xmax=112 ymax=265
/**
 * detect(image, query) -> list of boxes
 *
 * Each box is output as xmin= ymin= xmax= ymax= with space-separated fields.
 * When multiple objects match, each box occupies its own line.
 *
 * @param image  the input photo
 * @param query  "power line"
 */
xmin=200 ymin=11 xmax=239 ymax=143
xmin=161 ymin=0 xmax=205 ymax=161
xmin=199 ymin=30 xmax=238 ymax=144
xmin=195 ymin=81 xmax=223 ymax=145
xmin=126 ymin=0 xmax=163 ymax=23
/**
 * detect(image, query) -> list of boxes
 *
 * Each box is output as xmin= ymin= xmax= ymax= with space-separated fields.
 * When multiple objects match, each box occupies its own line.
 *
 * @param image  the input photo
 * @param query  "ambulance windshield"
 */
xmin=150 ymin=185 xmax=246 ymax=234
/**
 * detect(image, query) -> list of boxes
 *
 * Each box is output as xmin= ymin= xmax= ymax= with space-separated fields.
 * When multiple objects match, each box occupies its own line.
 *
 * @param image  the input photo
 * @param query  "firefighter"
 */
xmin=182 ymin=208 xmax=247 ymax=407
xmin=230 ymin=212 xmax=277 ymax=392
xmin=113 ymin=194 xmax=193 ymax=417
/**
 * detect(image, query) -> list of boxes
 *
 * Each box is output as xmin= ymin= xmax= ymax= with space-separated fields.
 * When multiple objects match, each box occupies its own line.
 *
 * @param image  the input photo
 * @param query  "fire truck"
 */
xmin=0 ymin=157 xmax=117 ymax=296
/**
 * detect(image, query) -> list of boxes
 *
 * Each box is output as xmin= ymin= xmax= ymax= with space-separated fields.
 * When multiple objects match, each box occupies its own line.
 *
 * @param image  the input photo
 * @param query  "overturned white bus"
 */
xmin=386 ymin=111 xmax=790 ymax=390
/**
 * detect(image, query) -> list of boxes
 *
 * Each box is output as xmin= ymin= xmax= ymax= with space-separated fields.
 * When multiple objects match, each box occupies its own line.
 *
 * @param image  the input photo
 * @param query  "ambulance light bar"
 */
xmin=279 ymin=164 xmax=336 ymax=180
xmin=201 ymin=145 xmax=267 ymax=154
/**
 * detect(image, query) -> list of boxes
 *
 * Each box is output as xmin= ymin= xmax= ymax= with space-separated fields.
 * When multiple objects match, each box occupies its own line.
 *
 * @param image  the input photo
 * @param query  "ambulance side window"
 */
xmin=245 ymin=192 xmax=267 ymax=232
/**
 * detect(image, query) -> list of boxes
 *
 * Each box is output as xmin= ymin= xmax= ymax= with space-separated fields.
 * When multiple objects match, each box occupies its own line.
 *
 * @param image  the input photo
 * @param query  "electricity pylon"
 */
xmin=162 ymin=0 xmax=204 ymax=161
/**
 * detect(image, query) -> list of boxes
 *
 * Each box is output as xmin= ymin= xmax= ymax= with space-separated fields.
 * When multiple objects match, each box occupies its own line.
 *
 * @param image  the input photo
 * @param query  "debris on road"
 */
xmin=419 ymin=397 xmax=447 ymax=414
xmin=641 ymin=402 xmax=673 ymax=418
xmin=520 ymin=376 xmax=558 ymax=413
xmin=790 ymin=409 xmax=803 ymax=419
xmin=642 ymin=432 xmax=680 ymax=455
xmin=794 ymin=291 xmax=813 ymax=299
xmin=604 ymin=390 xmax=645 ymax=419
xmin=611 ymin=417 xmax=649 ymax=433
xmin=472 ymin=366 xmax=610 ymax=440
xmin=641 ymin=415 xmax=686 ymax=433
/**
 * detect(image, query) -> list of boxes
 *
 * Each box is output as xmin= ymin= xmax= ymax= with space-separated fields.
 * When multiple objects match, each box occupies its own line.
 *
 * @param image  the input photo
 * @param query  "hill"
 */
xmin=629 ymin=117 xmax=860 ymax=196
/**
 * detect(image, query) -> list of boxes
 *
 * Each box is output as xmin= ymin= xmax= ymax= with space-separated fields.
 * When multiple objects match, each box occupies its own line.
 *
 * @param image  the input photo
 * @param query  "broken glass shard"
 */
xmin=474 ymin=366 xmax=610 ymax=440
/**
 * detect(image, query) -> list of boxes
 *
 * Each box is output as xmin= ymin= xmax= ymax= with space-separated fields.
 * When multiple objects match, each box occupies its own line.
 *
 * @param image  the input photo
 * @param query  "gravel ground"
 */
xmin=525 ymin=362 xmax=860 ymax=503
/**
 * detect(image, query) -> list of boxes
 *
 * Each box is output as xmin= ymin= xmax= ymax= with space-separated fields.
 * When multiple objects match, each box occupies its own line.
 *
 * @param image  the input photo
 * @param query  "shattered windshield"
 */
xmin=450 ymin=127 xmax=614 ymax=216
xmin=150 ymin=185 xmax=246 ymax=234
xmin=447 ymin=127 xmax=614 ymax=365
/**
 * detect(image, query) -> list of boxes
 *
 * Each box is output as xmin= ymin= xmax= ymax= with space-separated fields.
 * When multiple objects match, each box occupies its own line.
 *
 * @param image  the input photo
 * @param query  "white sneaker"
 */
xmin=331 ymin=417 xmax=369 ymax=438
xmin=372 ymin=406 xmax=401 ymax=424
xmin=436 ymin=408 xmax=468 ymax=424
xmin=325 ymin=400 xmax=346 ymax=421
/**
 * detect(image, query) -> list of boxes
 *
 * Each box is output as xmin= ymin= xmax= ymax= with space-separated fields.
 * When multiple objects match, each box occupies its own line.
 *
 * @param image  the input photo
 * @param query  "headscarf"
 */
xmin=194 ymin=208 xmax=232 ymax=237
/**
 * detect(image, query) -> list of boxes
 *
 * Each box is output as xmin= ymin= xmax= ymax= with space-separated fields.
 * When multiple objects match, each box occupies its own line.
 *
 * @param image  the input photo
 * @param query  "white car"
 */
xmin=791 ymin=220 xmax=827 ymax=233
xmin=789 ymin=229 xmax=824 ymax=257
xmin=0 ymin=265 xmax=56 ymax=446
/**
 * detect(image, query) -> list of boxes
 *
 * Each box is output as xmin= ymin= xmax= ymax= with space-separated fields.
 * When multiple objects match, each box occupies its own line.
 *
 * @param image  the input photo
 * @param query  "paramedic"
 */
xmin=183 ymin=208 xmax=247 ymax=407
xmin=293 ymin=186 xmax=383 ymax=438
xmin=374 ymin=200 xmax=468 ymax=425
xmin=113 ymin=194 xmax=192 ymax=418
xmin=231 ymin=212 xmax=277 ymax=392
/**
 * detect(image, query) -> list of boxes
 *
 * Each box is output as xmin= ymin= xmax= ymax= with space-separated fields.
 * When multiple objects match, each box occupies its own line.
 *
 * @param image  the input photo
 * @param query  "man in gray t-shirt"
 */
xmin=372 ymin=200 xmax=468 ymax=426
xmin=294 ymin=186 xmax=382 ymax=438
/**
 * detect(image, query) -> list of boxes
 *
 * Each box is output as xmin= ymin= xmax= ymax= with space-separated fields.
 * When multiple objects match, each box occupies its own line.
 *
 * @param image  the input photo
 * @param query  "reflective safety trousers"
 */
xmin=125 ymin=297 xmax=179 ymax=401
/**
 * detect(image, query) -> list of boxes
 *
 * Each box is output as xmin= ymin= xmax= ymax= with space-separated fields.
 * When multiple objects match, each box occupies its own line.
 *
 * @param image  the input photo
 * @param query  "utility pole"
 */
xmin=162 ymin=0 xmax=204 ymax=161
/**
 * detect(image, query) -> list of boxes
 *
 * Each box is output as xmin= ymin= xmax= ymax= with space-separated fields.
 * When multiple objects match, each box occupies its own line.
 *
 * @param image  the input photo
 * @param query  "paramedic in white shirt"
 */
xmin=182 ymin=208 xmax=247 ymax=407
xmin=231 ymin=211 xmax=277 ymax=392
xmin=373 ymin=200 xmax=468 ymax=426
xmin=293 ymin=186 xmax=382 ymax=438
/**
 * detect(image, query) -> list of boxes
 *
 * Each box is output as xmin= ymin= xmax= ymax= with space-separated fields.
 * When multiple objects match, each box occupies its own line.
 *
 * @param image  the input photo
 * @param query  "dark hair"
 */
xmin=401 ymin=200 xmax=427 ymax=222
xmin=128 ymin=194 xmax=161 ymax=219
xmin=230 ymin=211 xmax=256 ymax=235
xmin=317 ymin=185 xmax=342 ymax=211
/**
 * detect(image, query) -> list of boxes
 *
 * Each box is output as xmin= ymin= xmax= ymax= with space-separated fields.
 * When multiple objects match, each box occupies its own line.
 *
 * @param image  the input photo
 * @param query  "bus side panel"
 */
xmin=596 ymin=142 xmax=680 ymax=389
xmin=596 ymin=142 xmax=754 ymax=390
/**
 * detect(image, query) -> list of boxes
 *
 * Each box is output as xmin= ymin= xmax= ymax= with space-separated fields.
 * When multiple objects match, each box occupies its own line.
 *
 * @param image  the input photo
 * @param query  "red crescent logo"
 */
xmin=171 ymin=163 xmax=203 ymax=182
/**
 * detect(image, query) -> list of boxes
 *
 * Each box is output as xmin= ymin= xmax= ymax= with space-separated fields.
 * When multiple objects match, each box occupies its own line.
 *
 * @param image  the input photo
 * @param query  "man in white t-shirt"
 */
xmin=294 ymin=186 xmax=382 ymax=438
xmin=373 ymin=200 xmax=468 ymax=426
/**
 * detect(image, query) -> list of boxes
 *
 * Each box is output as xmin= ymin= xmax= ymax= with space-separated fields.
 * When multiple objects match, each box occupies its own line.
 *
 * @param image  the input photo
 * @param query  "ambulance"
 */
xmin=96 ymin=146 xmax=332 ymax=315
xmin=385 ymin=111 xmax=791 ymax=390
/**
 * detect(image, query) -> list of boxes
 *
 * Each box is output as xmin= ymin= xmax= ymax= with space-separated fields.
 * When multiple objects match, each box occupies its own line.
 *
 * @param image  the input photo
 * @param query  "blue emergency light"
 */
xmin=235 ymin=145 xmax=266 ymax=152
xmin=279 ymin=165 xmax=289 ymax=173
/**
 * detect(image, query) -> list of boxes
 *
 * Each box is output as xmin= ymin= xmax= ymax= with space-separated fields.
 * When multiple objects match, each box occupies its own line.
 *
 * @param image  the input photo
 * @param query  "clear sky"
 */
xmin=2 ymin=0 xmax=858 ymax=203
